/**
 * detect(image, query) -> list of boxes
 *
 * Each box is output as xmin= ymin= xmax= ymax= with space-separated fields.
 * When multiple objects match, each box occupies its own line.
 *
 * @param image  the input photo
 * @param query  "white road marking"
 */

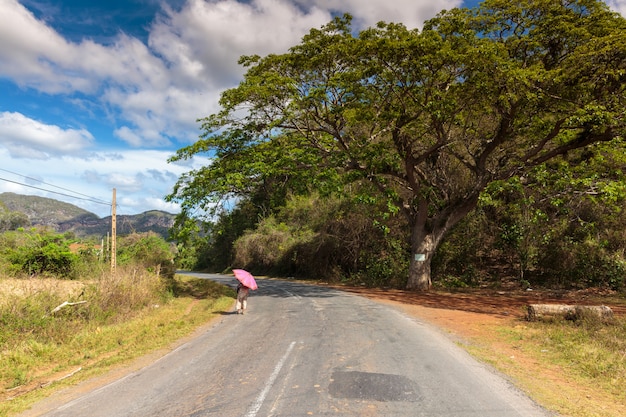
xmin=244 ymin=341 xmax=296 ymax=417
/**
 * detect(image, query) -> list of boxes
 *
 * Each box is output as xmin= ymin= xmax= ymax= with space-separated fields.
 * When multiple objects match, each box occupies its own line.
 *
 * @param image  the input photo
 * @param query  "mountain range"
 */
xmin=0 ymin=192 xmax=176 ymax=239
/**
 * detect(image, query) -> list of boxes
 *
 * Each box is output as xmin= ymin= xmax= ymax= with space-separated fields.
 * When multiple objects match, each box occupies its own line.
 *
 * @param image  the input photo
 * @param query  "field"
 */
xmin=0 ymin=274 xmax=234 ymax=417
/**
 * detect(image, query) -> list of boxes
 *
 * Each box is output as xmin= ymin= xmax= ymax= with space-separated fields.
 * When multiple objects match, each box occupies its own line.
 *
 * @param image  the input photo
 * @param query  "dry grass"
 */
xmin=0 ymin=278 xmax=85 ymax=304
xmin=0 ymin=273 xmax=234 ymax=417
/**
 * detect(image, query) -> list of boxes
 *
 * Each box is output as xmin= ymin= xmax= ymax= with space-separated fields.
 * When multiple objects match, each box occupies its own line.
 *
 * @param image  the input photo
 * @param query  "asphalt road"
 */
xmin=30 ymin=273 xmax=553 ymax=417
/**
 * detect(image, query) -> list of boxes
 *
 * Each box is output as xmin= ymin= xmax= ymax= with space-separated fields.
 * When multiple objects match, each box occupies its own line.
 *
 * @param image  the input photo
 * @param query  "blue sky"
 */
xmin=1 ymin=0 xmax=624 ymax=218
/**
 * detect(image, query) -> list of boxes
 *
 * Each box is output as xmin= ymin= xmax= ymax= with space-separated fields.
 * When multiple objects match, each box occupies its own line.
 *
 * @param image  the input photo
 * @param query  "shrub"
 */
xmin=230 ymin=194 xmax=410 ymax=286
xmin=3 ymin=230 xmax=79 ymax=278
xmin=116 ymin=232 xmax=176 ymax=279
xmin=232 ymin=216 xmax=315 ymax=273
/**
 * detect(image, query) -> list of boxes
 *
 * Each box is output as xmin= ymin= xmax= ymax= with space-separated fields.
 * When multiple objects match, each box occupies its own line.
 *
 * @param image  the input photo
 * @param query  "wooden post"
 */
xmin=111 ymin=188 xmax=117 ymax=274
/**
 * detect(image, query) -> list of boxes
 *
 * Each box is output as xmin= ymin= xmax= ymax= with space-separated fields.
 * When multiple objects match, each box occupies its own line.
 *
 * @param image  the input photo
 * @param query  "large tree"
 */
xmin=168 ymin=0 xmax=626 ymax=290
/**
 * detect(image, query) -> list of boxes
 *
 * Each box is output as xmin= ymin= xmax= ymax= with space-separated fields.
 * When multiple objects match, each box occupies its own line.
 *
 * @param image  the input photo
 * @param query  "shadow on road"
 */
xmin=178 ymin=272 xmax=343 ymax=300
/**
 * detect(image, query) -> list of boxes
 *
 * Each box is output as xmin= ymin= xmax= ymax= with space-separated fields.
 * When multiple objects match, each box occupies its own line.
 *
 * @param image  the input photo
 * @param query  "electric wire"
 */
xmin=0 ymin=176 xmax=111 ymax=207
xmin=0 ymin=168 xmax=110 ymax=205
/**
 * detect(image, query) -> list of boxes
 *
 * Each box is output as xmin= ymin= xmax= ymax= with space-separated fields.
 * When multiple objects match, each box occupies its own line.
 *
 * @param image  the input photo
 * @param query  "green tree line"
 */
xmin=167 ymin=0 xmax=626 ymax=291
xmin=0 ymin=226 xmax=175 ymax=282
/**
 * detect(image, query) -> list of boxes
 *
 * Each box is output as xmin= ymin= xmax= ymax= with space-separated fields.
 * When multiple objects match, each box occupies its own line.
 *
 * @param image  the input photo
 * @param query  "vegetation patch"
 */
xmin=505 ymin=317 xmax=626 ymax=416
xmin=0 ymin=272 xmax=234 ymax=417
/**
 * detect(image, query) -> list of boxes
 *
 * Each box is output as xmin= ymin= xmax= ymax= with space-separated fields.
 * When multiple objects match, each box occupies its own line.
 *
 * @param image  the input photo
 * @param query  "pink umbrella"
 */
xmin=233 ymin=269 xmax=258 ymax=290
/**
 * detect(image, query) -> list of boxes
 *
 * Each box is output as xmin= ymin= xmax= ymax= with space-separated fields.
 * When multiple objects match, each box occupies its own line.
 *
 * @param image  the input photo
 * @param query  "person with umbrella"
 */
xmin=233 ymin=269 xmax=257 ymax=314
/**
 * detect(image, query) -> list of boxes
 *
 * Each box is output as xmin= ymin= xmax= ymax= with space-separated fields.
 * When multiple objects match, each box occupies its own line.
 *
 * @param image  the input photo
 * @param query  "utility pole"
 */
xmin=111 ymin=188 xmax=117 ymax=274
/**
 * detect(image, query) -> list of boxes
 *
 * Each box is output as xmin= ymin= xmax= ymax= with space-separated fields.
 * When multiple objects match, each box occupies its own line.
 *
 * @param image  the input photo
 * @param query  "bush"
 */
xmin=230 ymin=194 xmax=410 ymax=286
xmin=2 ymin=230 xmax=79 ymax=278
xmin=116 ymin=232 xmax=176 ymax=279
xmin=232 ymin=216 xmax=315 ymax=273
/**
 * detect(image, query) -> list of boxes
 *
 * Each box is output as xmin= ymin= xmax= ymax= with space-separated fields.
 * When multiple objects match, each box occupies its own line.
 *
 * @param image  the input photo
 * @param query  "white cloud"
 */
xmin=150 ymin=0 xmax=332 ymax=88
xmin=0 ymin=1 xmax=160 ymax=95
xmin=606 ymin=0 xmax=626 ymax=14
xmin=291 ymin=0 xmax=461 ymax=29
xmin=0 ymin=0 xmax=463 ymax=149
xmin=0 ymin=0 xmax=88 ymax=93
xmin=0 ymin=111 xmax=94 ymax=158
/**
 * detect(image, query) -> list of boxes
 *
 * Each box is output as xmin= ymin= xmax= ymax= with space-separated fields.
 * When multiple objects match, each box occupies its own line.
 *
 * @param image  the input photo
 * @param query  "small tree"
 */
xmin=0 ymin=205 xmax=29 ymax=232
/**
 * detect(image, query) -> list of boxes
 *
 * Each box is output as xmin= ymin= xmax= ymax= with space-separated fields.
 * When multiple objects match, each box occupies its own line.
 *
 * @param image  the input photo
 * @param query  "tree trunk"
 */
xmin=404 ymin=196 xmax=480 ymax=291
xmin=406 ymin=242 xmax=433 ymax=291
xmin=406 ymin=199 xmax=437 ymax=291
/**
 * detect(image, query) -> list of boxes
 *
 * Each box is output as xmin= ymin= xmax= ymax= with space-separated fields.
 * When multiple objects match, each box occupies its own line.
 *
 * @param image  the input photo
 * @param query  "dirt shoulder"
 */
xmin=335 ymin=285 xmax=626 ymax=318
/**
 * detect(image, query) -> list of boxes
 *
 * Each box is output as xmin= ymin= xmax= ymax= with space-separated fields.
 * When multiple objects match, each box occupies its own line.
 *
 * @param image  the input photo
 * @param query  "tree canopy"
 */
xmin=168 ymin=0 xmax=626 ymax=290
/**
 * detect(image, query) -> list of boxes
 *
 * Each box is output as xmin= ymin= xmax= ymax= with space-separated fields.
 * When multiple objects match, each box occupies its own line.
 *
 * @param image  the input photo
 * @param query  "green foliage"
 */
xmin=481 ymin=177 xmax=551 ymax=283
xmin=2 ymin=230 xmax=79 ymax=278
xmin=229 ymin=193 xmax=410 ymax=286
xmin=0 ymin=228 xmax=178 ymax=289
xmin=540 ymin=238 xmax=626 ymax=290
xmin=233 ymin=216 xmax=315 ymax=273
xmin=0 ymin=204 xmax=29 ymax=232
xmin=432 ymin=210 xmax=491 ymax=287
xmin=192 ymin=199 xmax=262 ymax=272
xmin=116 ymin=232 xmax=176 ymax=279
xmin=358 ymin=237 xmax=409 ymax=288
xmin=439 ymin=139 xmax=626 ymax=290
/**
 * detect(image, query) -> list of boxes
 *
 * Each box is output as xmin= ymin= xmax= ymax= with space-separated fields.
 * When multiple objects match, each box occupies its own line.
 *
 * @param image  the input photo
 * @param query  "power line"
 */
xmin=0 ymin=176 xmax=111 ymax=207
xmin=0 ymin=168 xmax=110 ymax=205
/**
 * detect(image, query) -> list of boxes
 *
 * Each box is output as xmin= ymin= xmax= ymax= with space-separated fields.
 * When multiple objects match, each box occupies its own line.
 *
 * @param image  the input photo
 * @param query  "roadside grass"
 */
xmin=465 ymin=313 xmax=626 ymax=417
xmin=0 ymin=273 xmax=235 ymax=417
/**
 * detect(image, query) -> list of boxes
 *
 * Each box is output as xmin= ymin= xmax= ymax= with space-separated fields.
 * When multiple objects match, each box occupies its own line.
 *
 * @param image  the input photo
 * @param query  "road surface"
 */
xmin=27 ymin=273 xmax=553 ymax=416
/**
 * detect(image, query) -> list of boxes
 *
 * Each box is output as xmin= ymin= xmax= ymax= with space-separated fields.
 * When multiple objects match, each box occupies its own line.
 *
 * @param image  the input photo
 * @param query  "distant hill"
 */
xmin=0 ymin=193 xmax=176 ymax=239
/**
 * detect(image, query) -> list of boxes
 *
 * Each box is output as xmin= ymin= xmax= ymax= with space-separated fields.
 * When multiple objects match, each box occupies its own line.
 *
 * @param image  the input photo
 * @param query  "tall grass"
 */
xmin=0 ymin=268 xmax=165 ymax=390
xmin=0 ymin=271 xmax=234 ymax=416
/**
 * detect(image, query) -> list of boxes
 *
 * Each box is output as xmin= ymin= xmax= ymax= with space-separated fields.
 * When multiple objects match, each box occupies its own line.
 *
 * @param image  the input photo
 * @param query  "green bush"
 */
xmin=0 ymin=207 xmax=29 ymax=232
xmin=565 ymin=245 xmax=625 ymax=290
xmin=233 ymin=216 xmax=316 ymax=273
xmin=432 ymin=208 xmax=493 ymax=288
xmin=116 ymin=232 xmax=176 ymax=279
xmin=3 ymin=230 xmax=78 ymax=278
xmin=229 ymin=194 xmax=410 ymax=286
